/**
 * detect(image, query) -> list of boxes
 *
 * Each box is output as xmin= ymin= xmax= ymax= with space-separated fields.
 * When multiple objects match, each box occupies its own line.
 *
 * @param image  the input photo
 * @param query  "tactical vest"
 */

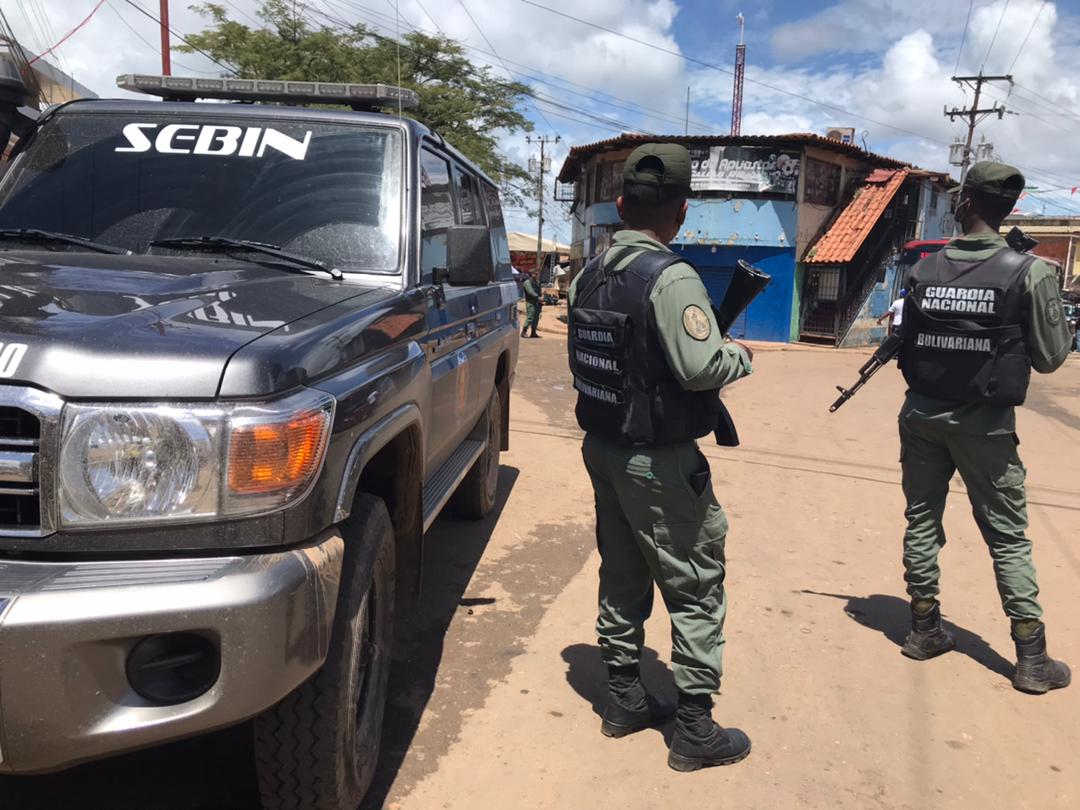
xmin=569 ymin=246 xmax=726 ymax=446
xmin=899 ymin=246 xmax=1034 ymax=406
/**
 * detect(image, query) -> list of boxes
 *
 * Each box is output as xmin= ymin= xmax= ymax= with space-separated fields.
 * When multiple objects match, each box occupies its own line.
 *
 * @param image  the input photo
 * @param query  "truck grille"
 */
xmin=0 ymin=406 xmax=42 ymax=531
xmin=0 ymin=388 xmax=63 ymax=538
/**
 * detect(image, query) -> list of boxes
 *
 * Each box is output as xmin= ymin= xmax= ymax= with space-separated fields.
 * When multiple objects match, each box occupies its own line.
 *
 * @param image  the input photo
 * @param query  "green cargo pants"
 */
xmin=581 ymin=431 xmax=729 ymax=694
xmin=899 ymin=417 xmax=1041 ymax=620
xmin=524 ymin=301 xmax=541 ymax=333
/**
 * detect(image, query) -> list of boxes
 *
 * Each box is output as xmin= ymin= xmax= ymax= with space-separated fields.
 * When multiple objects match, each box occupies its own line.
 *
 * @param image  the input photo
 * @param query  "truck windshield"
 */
xmin=0 ymin=113 xmax=403 ymax=273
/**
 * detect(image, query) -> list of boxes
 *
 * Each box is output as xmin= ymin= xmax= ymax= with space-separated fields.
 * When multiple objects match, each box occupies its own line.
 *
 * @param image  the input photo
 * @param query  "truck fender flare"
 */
xmin=334 ymin=402 xmax=424 ymax=523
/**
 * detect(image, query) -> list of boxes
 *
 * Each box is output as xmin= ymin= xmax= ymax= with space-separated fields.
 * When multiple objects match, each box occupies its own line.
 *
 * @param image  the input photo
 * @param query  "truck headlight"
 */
xmin=58 ymin=391 xmax=334 ymax=528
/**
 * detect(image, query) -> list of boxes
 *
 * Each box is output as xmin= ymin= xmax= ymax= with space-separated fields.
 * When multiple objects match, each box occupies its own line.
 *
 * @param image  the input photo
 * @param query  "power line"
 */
xmin=321 ymin=0 xmax=715 ymax=133
xmin=122 ymin=0 xmax=235 ymax=73
xmin=954 ymin=0 xmax=974 ymax=75
xmin=454 ymin=0 xmax=561 ymax=137
xmin=14 ymin=1 xmax=47 ymax=54
xmin=107 ymin=1 xmax=220 ymax=75
xmin=1008 ymin=0 xmax=1047 ymax=72
xmin=26 ymin=0 xmax=76 ymax=77
xmin=517 ymin=0 xmax=958 ymax=147
xmin=518 ymin=0 xmax=1080 ymax=197
xmin=27 ymin=0 xmax=106 ymax=66
xmin=531 ymin=91 xmax=645 ymax=133
xmin=223 ymin=0 xmax=263 ymax=26
xmin=311 ymin=0 xmax=678 ymax=136
xmin=981 ymin=0 xmax=1010 ymax=71
xmin=1012 ymin=82 xmax=1080 ymax=123
xmin=414 ymin=0 xmax=444 ymax=34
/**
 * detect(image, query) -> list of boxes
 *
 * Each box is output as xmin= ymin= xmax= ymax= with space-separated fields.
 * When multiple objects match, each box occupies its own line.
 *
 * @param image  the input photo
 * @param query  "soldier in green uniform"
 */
xmin=896 ymin=162 xmax=1072 ymax=695
xmin=567 ymin=144 xmax=754 ymax=771
xmin=522 ymin=269 xmax=542 ymax=338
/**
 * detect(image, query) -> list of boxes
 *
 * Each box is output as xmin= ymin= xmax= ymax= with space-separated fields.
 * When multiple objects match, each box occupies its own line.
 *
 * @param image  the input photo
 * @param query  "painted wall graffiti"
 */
xmin=689 ymin=146 xmax=801 ymax=195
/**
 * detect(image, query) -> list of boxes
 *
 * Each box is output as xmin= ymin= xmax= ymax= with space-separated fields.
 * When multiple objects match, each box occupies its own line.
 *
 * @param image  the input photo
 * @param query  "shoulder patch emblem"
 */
xmin=682 ymin=305 xmax=711 ymax=341
xmin=1046 ymin=298 xmax=1062 ymax=327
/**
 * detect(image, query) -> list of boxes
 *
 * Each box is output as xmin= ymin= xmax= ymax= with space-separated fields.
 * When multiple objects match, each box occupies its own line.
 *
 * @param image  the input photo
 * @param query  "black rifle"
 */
xmin=710 ymin=260 xmax=771 ymax=447
xmin=1005 ymin=226 xmax=1038 ymax=254
xmin=829 ymin=332 xmax=903 ymax=412
xmin=715 ymin=260 xmax=772 ymax=334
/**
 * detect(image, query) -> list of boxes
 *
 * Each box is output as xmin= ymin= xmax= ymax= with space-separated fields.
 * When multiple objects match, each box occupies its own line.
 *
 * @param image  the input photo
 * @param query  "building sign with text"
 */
xmin=689 ymin=146 xmax=801 ymax=195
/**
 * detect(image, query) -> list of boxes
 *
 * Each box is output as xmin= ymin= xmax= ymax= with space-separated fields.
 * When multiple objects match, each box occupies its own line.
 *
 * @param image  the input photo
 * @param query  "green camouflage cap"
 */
xmin=952 ymin=161 xmax=1025 ymax=200
xmin=623 ymin=143 xmax=692 ymax=193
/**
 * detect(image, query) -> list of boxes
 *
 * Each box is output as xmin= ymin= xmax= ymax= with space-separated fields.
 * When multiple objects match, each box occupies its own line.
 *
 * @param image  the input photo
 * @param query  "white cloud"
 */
xmin=769 ymin=0 xmax=971 ymax=61
xmin=693 ymin=3 xmax=1080 ymax=214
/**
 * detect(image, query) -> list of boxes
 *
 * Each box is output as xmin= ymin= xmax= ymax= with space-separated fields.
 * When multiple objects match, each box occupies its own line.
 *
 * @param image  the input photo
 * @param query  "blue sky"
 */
xmin=10 ymin=0 xmax=1080 ymax=240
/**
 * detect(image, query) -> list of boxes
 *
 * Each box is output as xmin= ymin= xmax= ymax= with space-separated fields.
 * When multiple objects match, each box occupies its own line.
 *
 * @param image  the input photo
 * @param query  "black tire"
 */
xmin=254 ymin=494 xmax=395 ymax=810
xmin=451 ymin=386 xmax=502 ymax=520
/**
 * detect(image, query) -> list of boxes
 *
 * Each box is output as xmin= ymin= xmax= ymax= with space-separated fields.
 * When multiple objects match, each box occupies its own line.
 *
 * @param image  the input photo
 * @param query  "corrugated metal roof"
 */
xmin=556 ymin=132 xmax=909 ymax=183
xmin=805 ymin=169 xmax=909 ymax=265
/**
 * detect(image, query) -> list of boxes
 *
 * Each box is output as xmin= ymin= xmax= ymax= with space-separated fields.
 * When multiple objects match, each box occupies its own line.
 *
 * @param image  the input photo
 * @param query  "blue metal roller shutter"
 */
xmin=697 ymin=267 xmax=749 ymax=339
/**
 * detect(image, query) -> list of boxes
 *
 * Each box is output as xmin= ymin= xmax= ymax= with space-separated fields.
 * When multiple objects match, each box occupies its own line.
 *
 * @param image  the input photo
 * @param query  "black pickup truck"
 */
xmin=0 ymin=75 xmax=519 ymax=808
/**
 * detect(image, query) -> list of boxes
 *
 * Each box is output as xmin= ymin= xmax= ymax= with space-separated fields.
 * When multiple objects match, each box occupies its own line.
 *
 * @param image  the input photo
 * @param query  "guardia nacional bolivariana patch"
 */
xmin=1046 ymin=298 xmax=1062 ymax=326
xmin=682 ymin=305 xmax=711 ymax=341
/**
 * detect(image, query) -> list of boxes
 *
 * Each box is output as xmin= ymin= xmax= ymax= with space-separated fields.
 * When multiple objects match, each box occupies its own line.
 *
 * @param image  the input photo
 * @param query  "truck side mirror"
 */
xmin=445 ymin=225 xmax=493 ymax=286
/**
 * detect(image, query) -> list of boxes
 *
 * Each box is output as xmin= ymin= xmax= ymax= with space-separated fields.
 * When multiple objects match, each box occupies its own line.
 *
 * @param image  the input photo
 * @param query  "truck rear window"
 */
xmin=0 ymin=113 xmax=403 ymax=273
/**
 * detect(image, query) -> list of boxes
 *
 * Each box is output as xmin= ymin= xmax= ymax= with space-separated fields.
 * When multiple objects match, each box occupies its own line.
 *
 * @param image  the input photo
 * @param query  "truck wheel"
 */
xmin=254 ymin=494 xmax=395 ymax=810
xmin=452 ymin=386 xmax=502 ymax=520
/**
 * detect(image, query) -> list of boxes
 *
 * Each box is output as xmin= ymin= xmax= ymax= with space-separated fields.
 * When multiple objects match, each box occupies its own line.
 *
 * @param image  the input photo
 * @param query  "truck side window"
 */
xmin=483 ymin=183 xmax=512 ymax=281
xmin=420 ymin=148 xmax=454 ymax=285
xmin=452 ymin=165 xmax=486 ymax=227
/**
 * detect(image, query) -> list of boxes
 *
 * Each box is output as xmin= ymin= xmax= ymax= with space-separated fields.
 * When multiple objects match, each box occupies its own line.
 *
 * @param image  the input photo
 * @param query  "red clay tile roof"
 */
xmin=556 ymin=132 xmax=911 ymax=183
xmin=805 ymin=169 xmax=909 ymax=264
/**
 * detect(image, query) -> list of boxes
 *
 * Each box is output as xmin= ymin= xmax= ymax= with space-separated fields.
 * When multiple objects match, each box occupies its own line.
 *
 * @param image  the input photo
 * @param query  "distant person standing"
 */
xmin=895 ymin=162 xmax=1072 ymax=695
xmin=876 ymin=289 xmax=907 ymax=336
xmin=522 ymin=269 xmax=542 ymax=338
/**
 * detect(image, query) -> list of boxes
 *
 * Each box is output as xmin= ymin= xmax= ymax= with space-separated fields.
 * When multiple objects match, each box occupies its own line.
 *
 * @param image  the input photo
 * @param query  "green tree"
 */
xmin=180 ymin=1 xmax=534 ymax=200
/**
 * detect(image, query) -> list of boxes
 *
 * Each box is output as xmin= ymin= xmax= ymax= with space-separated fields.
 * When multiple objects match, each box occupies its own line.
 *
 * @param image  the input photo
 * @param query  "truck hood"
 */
xmin=0 ymin=251 xmax=393 ymax=398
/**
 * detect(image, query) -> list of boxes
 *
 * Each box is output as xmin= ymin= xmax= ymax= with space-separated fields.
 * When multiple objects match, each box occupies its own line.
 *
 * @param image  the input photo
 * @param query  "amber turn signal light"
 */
xmin=228 ymin=410 xmax=330 ymax=495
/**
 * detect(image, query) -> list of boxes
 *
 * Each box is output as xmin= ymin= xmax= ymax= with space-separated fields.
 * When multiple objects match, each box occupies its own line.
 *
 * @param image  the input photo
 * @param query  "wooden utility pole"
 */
xmin=527 ymin=135 xmax=559 ymax=277
xmin=945 ymin=73 xmax=1011 ymax=184
xmin=159 ymin=0 xmax=171 ymax=75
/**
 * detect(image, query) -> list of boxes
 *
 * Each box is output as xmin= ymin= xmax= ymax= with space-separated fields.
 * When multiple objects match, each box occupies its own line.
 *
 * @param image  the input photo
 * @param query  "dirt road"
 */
xmin=4 ymin=335 xmax=1078 ymax=809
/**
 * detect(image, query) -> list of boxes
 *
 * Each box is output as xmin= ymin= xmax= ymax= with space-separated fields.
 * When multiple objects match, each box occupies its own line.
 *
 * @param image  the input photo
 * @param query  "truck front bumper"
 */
xmin=0 ymin=529 xmax=343 ymax=774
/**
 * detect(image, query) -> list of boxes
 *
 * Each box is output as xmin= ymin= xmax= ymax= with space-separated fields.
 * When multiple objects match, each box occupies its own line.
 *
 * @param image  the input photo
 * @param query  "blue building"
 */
xmin=557 ymin=133 xmax=954 ymax=345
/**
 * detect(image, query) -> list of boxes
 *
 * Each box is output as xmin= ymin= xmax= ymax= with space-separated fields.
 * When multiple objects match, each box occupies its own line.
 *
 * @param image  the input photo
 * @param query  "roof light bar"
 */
xmin=116 ymin=74 xmax=419 ymax=111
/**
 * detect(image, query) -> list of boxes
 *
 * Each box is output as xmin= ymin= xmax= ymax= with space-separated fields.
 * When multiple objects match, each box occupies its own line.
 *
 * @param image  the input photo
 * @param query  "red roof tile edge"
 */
xmin=805 ymin=169 xmax=909 ymax=265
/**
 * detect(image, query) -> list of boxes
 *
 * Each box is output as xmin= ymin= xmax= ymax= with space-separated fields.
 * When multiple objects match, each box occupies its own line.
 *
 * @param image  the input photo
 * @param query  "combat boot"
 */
xmin=600 ymin=664 xmax=675 ymax=738
xmin=521 ymin=326 xmax=529 ymax=338
xmin=1012 ymin=622 xmax=1071 ymax=695
xmin=901 ymin=601 xmax=956 ymax=661
xmin=530 ymin=329 xmax=541 ymax=338
xmin=667 ymin=692 xmax=751 ymax=772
